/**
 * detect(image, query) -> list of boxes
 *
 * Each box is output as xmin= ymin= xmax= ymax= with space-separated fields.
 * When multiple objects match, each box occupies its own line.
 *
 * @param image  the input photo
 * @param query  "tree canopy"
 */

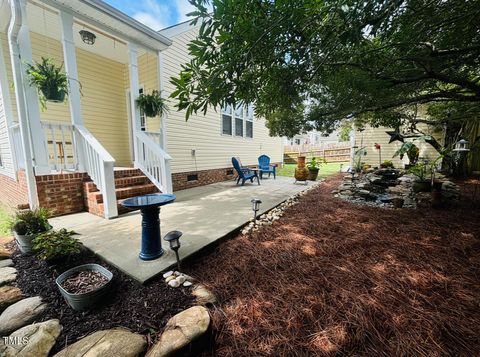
xmin=171 ymin=0 xmax=480 ymax=138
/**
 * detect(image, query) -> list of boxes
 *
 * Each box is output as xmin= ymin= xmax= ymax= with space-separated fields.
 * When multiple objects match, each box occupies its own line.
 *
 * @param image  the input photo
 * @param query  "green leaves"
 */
xmin=32 ymin=228 xmax=82 ymax=261
xmin=135 ymin=90 xmax=169 ymax=118
xmin=11 ymin=208 xmax=50 ymax=236
xmin=170 ymin=0 xmax=480 ymax=137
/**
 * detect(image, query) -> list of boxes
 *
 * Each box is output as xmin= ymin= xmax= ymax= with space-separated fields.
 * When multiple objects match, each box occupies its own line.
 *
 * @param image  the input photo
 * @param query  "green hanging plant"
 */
xmin=136 ymin=90 xmax=168 ymax=118
xmin=26 ymin=57 xmax=69 ymax=110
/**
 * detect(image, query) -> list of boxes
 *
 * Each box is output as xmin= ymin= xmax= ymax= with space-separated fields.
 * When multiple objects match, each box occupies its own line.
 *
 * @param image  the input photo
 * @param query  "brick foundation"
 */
xmin=35 ymin=172 xmax=90 ymax=217
xmin=172 ymin=163 xmax=281 ymax=191
xmin=0 ymin=170 xmax=29 ymax=209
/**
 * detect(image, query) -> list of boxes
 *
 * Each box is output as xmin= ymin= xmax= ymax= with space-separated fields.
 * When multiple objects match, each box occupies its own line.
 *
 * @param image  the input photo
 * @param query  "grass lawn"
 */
xmin=0 ymin=205 xmax=12 ymax=236
xmin=277 ymin=161 xmax=348 ymax=179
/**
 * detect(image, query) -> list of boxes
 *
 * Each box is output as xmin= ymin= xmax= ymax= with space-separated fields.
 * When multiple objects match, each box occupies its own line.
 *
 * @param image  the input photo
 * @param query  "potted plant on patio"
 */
xmin=55 ymin=263 xmax=113 ymax=311
xmin=26 ymin=57 xmax=70 ymax=110
xmin=10 ymin=208 xmax=50 ymax=254
xmin=136 ymin=89 xmax=168 ymax=117
xmin=409 ymin=161 xmax=431 ymax=192
xmin=307 ymin=157 xmax=324 ymax=180
xmin=393 ymin=142 xmax=420 ymax=169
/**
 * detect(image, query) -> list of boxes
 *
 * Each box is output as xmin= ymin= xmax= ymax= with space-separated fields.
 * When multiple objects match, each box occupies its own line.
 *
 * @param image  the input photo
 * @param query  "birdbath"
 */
xmin=121 ymin=193 xmax=176 ymax=261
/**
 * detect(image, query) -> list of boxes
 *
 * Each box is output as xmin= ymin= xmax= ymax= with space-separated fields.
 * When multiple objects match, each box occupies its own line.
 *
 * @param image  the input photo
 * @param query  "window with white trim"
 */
xmin=221 ymin=103 xmax=254 ymax=138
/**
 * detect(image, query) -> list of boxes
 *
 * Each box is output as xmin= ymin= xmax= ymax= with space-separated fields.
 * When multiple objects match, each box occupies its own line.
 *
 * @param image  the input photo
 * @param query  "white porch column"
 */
xmin=128 ymin=43 xmax=141 ymax=164
xmin=15 ymin=0 xmax=50 ymax=176
xmin=157 ymin=50 xmax=172 ymax=194
xmin=60 ymin=11 xmax=85 ymax=171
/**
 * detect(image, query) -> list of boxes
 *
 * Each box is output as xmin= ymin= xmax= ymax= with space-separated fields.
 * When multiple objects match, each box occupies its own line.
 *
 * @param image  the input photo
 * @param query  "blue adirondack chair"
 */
xmin=232 ymin=157 xmax=260 ymax=186
xmin=258 ymin=155 xmax=276 ymax=179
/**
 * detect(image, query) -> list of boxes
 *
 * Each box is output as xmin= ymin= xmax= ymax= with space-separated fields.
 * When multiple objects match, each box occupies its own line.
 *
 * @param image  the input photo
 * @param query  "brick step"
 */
xmin=88 ymin=183 xmax=159 ymax=204
xmin=87 ymin=200 xmax=140 ymax=217
xmin=114 ymin=175 xmax=152 ymax=189
xmin=114 ymin=168 xmax=143 ymax=179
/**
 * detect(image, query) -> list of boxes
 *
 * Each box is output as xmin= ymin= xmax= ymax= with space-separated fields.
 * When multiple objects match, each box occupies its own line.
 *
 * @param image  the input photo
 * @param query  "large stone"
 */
xmin=146 ymin=306 xmax=210 ymax=357
xmin=0 ymin=259 xmax=14 ymax=268
xmin=0 ymin=245 xmax=11 ymax=260
xmin=192 ymin=284 xmax=217 ymax=306
xmin=1 ymin=319 xmax=62 ymax=357
xmin=0 ymin=286 xmax=23 ymax=312
xmin=0 ymin=267 xmax=17 ymax=286
xmin=54 ymin=329 xmax=146 ymax=357
xmin=0 ymin=296 xmax=47 ymax=335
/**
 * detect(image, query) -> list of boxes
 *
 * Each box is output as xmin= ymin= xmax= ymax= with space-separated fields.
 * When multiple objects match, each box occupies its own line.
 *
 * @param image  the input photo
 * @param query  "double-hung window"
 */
xmin=221 ymin=103 xmax=254 ymax=138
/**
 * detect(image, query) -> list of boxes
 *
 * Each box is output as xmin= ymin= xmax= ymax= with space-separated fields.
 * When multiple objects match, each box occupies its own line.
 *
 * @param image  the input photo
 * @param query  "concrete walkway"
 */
xmin=51 ymin=176 xmax=313 ymax=283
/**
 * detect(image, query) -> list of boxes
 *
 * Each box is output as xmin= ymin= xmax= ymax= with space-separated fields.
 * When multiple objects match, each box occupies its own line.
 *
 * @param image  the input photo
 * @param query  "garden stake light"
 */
xmin=251 ymin=198 xmax=262 ymax=226
xmin=164 ymin=231 xmax=182 ymax=271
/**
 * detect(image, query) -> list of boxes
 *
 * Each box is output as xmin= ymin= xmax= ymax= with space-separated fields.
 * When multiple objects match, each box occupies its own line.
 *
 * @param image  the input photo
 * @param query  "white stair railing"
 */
xmin=134 ymin=130 xmax=172 ymax=194
xmin=75 ymin=125 xmax=118 ymax=219
xmin=40 ymin=122 xmax=77 ymax=171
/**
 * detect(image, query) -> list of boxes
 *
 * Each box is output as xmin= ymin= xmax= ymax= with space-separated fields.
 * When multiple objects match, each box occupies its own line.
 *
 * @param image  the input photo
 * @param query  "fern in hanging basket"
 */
xmin=26 ymin=57 xmax=69 ymax=110
xmin=135 ymin=90 xmax=168 ymax=117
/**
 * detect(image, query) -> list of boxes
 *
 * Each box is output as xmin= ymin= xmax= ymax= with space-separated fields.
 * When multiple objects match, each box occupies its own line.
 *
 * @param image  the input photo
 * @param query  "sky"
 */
xmin=104 ymin=0 xmax=198 ymax=31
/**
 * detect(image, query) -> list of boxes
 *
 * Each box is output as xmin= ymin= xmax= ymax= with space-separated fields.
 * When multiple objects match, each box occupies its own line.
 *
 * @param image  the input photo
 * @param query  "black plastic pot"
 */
xmin=41 ymin=85 xmax=66 ymax=103
xmin=308 ymin=167 xmax=319 ymax=181
xmin=56 ymin=264 xmax=113 ymax=311
xmin=412 ymin=181 xmax=431 ymax=193
xmin=143 ymin=102 xmax=158 ymax=117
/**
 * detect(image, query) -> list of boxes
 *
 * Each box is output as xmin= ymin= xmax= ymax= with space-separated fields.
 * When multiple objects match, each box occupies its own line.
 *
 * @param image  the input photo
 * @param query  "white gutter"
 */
xmin=7 ymin=0 xmax=39 ymax=208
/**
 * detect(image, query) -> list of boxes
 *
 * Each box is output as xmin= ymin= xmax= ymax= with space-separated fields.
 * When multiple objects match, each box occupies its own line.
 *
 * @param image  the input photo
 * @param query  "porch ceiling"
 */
xmin=2 ymin=0 xmax=171 ymax=64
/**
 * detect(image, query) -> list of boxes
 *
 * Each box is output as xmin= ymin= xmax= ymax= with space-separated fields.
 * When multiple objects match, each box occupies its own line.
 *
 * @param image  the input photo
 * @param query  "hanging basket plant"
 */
xmin=136 ymin=90 xmax=168 ymax=117
xmin=26 ymin=57 xmax=70 ymax=110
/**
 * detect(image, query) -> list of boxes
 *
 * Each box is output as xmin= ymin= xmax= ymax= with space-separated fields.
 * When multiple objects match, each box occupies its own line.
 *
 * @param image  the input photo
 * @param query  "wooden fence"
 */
xmin=284 ymin=143 xmax=351 ymax=164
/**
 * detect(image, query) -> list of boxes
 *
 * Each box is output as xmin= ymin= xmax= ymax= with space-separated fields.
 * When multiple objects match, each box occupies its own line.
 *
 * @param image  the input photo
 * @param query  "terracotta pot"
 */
xmin=297 ymin=156 xmax=306 ymax=167
xmin=295 ymin=167 xmax=309 ymax=181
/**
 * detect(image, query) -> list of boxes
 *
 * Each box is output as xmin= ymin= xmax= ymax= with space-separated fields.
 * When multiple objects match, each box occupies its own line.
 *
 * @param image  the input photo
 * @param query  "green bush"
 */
xmin=10 ymin=208 xmax=50 ymax=236
xmin=32 ymin=228 xmax=82 ymax=261
xmin=381 ymin=160 xmax=394 ymax=168
xmin=408 ymin=162 xmax=430 ymax=181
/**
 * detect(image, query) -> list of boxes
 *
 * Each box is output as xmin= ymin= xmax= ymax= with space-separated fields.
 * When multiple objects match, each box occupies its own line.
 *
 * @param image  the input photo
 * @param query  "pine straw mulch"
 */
xmin=185 ymin=174 xmax=480 ymax=357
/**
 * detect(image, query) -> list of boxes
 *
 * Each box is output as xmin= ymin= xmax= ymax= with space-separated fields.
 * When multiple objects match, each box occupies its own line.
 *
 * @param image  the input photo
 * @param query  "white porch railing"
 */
xmin=135 ymin=130 xmax=172 ymax=194
xmin=75 ymin=125 xmax=118 ymax=218
xmin=41 ymin=122 xmax=77 ymax=171
xmin=144 ymin=131 xmax=161 ymax=145
xmin=10 ymin=123 xmax=25 ymax=169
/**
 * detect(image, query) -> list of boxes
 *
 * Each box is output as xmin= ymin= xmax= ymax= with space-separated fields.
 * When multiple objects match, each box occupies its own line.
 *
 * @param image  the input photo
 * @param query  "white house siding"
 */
xmin=160 ymin=26 xmax=283 ymax=174
xmin=354 ymin=124 xmax=443 ymax=168
xmin=0 ymin=34 xmax=15 ymax=179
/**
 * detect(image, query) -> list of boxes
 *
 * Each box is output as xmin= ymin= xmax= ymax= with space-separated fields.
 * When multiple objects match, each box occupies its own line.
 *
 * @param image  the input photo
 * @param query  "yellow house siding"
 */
xmin=161 ymin=27 xmax=283 ymax=174
xmin=355 ymin=124 xmax=443 ymax=168
xmin=25 ymin=32 xmax=131 ymax=166
xmin=138 ymin=52 xmax=161 ymax=132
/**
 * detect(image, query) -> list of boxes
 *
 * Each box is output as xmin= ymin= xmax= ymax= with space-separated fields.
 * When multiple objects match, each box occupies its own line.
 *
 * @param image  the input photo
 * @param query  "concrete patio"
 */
xmin=50 ymin=176 xmax=315 ymax=283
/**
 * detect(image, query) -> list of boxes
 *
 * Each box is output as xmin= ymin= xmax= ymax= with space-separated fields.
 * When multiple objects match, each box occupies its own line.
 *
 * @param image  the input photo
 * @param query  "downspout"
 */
xmin=7 ymin=0 xmax=39 ymax=208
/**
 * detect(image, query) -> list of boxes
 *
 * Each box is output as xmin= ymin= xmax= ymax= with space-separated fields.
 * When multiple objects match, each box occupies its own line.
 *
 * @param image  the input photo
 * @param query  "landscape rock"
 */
xmin=0 ymin=267 xmax=17 ymax=286
xmin=175 ymin=276 xmax=186 ymax=284
xmin=192 ymin=284 xmax=217 ymax=306
xmin=0 ymin=286 xmax=23 ymax=312
xmin=146 ymin=306 xmax=210 ymax=357
xmin=1 ymin=319 xmax=62 ymax=357
xmin=0 ymin=245 xmax=11 ymax=260
xmin=165 ymin=276 xmax=176 ymax=283
xmin=0 ymin=296 xmax=47 ymax=335
xmin=0 ymin=259 xmax=13 ymax=268
xmin=168 ymin=280 xmax=180 ymax=288
xmin=183 ymin=281 xmax=193 ymax=287
xmin=54 ymin=329 xmax=146 ymax=357
xmin=162 ymin=271 xmax=174 ymax=279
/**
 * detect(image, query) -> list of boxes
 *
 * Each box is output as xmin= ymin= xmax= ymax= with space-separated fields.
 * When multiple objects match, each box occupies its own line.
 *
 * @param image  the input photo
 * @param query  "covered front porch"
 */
xmin=1 ymin=0 xmax=173 ymax=218
xmin=49 ymin=176 xmax=315 ymax=283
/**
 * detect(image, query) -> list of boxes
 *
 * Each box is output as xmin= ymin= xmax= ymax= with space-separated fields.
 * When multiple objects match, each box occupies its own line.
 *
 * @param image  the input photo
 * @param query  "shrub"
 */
xmin=10 ymin=208 xmax=50 ymax=236
xmin=32 ymin=228 xmax=83 ymax=261
xmin=408 ymin=161 xmax=430 ymax=181
xmin=135 ymin=90 xmax=168 ymax=117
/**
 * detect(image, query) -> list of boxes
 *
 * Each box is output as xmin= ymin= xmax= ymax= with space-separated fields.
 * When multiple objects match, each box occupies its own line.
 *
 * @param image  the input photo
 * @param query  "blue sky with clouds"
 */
xmin=104 ymin=0 xmax=197 ymax=31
